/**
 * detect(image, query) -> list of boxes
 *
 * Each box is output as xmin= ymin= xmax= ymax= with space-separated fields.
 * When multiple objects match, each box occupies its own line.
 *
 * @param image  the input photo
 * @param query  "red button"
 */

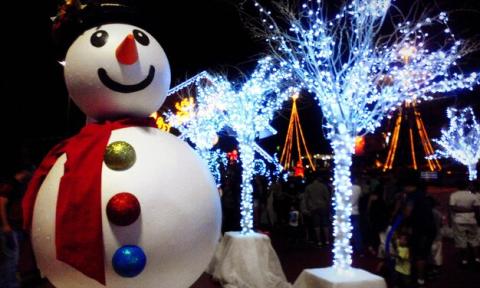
xmin=107 ymin=192 xmax=141 ymax=226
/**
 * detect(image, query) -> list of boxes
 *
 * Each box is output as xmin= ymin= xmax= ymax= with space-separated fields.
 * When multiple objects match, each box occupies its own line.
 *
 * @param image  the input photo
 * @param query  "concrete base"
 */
xmin=206 ymin=231 xmax=291 ymax=288
xmin=293 ymin=267 xmax=386 ymax=288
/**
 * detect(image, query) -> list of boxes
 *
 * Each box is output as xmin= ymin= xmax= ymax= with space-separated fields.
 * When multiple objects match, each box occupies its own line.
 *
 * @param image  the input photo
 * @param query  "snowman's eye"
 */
xmin=133 ymin=29 xmax=149 ymax=46
xmin=90 ymin=30 xmax=109 ymax=47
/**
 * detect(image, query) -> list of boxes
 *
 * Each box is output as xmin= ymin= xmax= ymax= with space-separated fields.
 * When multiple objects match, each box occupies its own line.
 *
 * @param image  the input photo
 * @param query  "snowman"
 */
xmin=22 ymin=2 xmax=221 ymax=287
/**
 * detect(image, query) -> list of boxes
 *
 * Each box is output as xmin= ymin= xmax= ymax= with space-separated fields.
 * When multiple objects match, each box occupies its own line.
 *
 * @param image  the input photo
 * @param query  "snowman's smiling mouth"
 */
xmin=98 ymin=65 xmax=155 ymax=93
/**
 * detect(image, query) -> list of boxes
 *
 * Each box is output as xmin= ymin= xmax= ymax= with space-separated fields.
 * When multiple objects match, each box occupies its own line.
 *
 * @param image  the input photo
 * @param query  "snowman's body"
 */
xmin=31 ymin=127 xmax=221 ymax=287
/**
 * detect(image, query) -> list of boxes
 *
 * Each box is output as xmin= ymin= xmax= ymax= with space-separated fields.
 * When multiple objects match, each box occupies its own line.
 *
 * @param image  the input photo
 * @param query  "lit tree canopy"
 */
xmin=198 ymin=57 xmax=296 ymax=143
xmin=254 ymin=0 xmax=479 ymax=138
xmin=433 ymin=107 xmax=480 ymax=181
xmin=166 ymin=87 xmax=226 ymax=185
xmin=197 ymin=57 xmax=297 ymax=234
xmin=252 ymin=0 xmax=480 ymax=270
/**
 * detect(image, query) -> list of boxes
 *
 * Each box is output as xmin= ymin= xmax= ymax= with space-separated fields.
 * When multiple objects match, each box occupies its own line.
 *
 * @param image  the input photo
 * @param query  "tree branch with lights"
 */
xmin=252 ymin=0 xmax=479 ymax=270
xmin=432 ymin=107 xmax=480 ymax=181
xmin=166 ymin=91 xmax=227 ymax=186
xmin=197 ymin=57 xmax=297 ymax=234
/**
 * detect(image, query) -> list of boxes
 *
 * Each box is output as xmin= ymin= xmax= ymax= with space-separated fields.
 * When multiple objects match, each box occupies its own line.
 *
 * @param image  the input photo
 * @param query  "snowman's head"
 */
xmin=64 ymin=23 xmax=171 ymax=121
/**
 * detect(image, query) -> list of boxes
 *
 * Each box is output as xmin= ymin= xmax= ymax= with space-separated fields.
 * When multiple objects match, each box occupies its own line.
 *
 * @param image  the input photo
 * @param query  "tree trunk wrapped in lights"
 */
xmin=253 ymin=0 xmax=479 ymax=270
xmin=330 ymin=132 xmax=355 ymax=267
xmin=238 ymin=141 xmax=256 ymax=233
xmin=432 ymin=107 xmax=480 ymax=181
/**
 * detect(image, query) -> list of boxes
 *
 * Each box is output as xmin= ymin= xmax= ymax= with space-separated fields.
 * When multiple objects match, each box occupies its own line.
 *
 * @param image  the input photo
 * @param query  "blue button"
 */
xmin=112 ymin=245 xmax=146 ymax=277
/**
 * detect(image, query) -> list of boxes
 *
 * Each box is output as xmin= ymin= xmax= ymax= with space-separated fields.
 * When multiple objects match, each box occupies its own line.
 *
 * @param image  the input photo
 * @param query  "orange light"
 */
xmin=399 ymin=45 xmax=417 ymax=63
xmin=413 ymin=106 xmax=441 ymax=171
xmin=383 ymin=103 xmax=441 ymax=172
xmin=150 ymin=112 xmax=171 ymax=132
xmin=294 ymin=160 xmax=305 ymax=178
xmin=354 ymin=136 xmax=366 ymax=155
xmin=280 ymin=96 xmax=316 ymax=171
xmin=155 ymin=117 xmax=171 ymax=132
xmin=174 ymin=97 xmax=195 ymax=124
xmin=409 ymin=127 xmax=418 ymax=170
xmin=383 ymin=109 xmax=402 ymax=171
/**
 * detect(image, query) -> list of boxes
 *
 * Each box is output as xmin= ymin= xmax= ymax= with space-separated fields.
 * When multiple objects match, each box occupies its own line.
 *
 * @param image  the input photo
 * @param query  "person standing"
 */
xmin=428 ymin=196 xmax=443 ymax=276
xmin=407 ymin=180 xmax=436 ymax=287
xmin=392 ymin=229 xmax=412 ymax=288
xmin=304 ymin=173 xmax=331 ymax=247
xmin=449 ymin=179 xmax=480 ymax=267
xmin=287 ymin=203 xmax=301 ymax=246
xmin=0 ymin=166 xmax=33 ymax=288
xmin=351 ymin=176 xmax=364 ymax=255
xmin=366 ymin=184 xmax=388 ymax=256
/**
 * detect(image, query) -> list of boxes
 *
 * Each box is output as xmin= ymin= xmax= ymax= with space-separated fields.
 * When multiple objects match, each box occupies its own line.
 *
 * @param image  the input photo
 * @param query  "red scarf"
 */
xmin=23 ymin=118 xmax=156 ymax=285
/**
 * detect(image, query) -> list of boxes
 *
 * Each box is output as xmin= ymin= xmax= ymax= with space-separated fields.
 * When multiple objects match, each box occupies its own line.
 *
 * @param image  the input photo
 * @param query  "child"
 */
xmin=393 ymin=230 xmax=411 ymax=288
xmin=288 ymin=203 xmax=301 ymax=246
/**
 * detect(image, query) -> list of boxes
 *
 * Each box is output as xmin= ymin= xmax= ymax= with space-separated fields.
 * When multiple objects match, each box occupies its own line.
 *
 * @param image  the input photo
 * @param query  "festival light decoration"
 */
xmin=383 ymin=42 xmax=441 ymax=171
xmin=254 ymin=0 xmax=479 ymax=270
xmin=383 ymin=102 xmax=442 ymax=171
xmin=150 ymin=112 xmax=171 ymax=132
xmin=254 ymin=159 xmax=269 ymax=179
xmin=197 ymin=57 xmax=297 ymax=234
xmin=280 ymin=94 xmax=316 ymax=171
xmin=166 ymin=94 xmax=226 ymax=186
xmin=165 ymin=70 xmax=284 ymax=190
xmin=196 ymin=148 xmax=226 ymax=185
xmin=432 ymin=107 xmax=480 ymax=181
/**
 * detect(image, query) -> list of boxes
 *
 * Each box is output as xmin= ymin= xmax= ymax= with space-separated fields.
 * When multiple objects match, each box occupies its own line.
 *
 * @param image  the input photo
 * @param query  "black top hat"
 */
xmin=52 ymin=0 xmax=148 ymax=60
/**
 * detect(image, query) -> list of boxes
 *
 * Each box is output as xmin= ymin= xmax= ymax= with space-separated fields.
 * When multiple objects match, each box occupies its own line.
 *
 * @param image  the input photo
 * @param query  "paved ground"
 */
xmin=190 ymin=186 xmax=480 ymax=288
xmin=190 ymin=234 xmax=480 ymax=288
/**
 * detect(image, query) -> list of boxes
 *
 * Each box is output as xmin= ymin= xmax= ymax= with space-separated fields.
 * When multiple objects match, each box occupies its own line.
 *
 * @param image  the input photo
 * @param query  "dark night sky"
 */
xmin=1 ymin=0 xmax=480 ymax=170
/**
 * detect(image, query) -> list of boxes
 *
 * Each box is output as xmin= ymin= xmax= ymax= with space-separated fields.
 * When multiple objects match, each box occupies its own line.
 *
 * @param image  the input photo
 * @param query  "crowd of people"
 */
xmin=219 ymin=167 xmax=480 ymax=288
xmin=2 ymin=153 xmax=480 ymax=288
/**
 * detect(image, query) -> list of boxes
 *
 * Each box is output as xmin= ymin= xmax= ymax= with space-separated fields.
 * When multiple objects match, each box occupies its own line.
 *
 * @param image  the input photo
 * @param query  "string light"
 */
xmin=254 ymin=0 xmax=479 ymax=270
xmin=165 ymin=68 xmax=287 ymax=196
xmin=150 ymin=112 xmax=171 ymax=132
xmin=254 ymin=159 xmax=269 ymax=180
xmin=166 ymin=93 xmax=226 ymax=186
xmin=197 ymin=57 xmax=298 ymax=234
xmin=432 ymin=107 xmax=480 ymax=181
xmin=280 ymin=95 xmax=316 ymax=171
xmin=196 ymin=148 xmax=226 ymax=185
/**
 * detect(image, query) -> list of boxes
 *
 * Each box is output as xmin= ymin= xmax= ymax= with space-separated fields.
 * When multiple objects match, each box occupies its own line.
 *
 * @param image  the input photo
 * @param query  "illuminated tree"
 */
xmin=198 ymin=57 xmax=297 ymax=234
xmin=167 ymin=93 xmax=226 ymax=185
xmin=433 ymin=107 xmax=480 ymax=181
xmin=253 ymin=0 xmax=479 ymax=269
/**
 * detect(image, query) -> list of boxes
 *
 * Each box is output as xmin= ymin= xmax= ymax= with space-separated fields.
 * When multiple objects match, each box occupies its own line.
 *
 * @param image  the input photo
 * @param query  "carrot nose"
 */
xmin=116 ymin=34 xmax=138 ymax=65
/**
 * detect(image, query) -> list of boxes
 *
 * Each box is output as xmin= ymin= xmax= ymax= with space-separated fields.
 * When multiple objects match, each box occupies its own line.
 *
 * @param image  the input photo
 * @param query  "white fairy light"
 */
xmin=196 ymin=57 xmax=297 ymax=234
xmin=254 ymin=0 xmax=479 ymax=270
xmin=166 ymin=91 xmax=226 ymax=186
xmin=433 ymin=107 xmax=480 ymax=181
